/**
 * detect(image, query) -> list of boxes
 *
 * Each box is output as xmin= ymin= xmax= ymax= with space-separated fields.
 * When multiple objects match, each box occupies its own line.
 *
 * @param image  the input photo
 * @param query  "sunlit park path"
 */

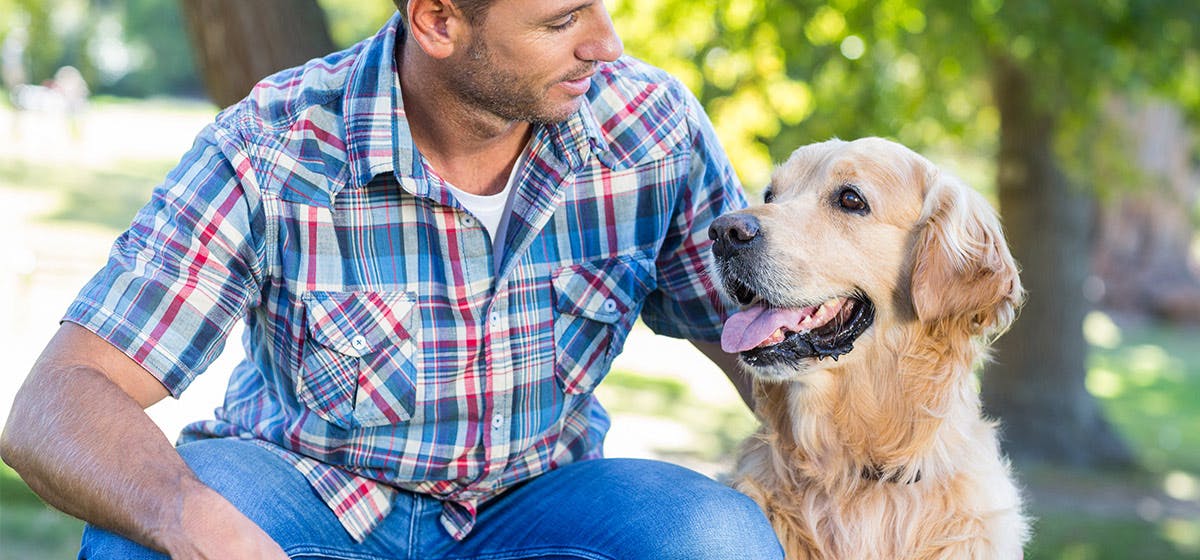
xmin=1 ymin=99 xmax=1198 ymax=559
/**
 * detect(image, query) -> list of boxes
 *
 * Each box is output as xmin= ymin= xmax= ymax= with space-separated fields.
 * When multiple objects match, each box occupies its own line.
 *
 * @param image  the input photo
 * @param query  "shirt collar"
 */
xmin=343 ymin=13 xmax=610 ymax=193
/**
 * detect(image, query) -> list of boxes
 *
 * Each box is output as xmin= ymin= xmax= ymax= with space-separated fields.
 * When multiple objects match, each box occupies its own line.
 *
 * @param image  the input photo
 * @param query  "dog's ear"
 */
xmin=910 ymin=172 xmax=1024 ymax=336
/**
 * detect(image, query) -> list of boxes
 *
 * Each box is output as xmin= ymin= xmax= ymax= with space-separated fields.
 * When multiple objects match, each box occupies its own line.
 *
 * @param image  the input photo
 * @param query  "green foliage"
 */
xmin=0 ymin=0 xmax=398 ymax=97
xmin=110 ymin=0 xmax=202 ymax=97
xmin=4 ymin=0 xmax=63 ymax=86
xmin=0 ymin=0 xmax=202 ymax=97
xmin=318 ymin=0 xmax=397 ymax=49
xmin=611 ymin=0 xmax=1200 ymax=195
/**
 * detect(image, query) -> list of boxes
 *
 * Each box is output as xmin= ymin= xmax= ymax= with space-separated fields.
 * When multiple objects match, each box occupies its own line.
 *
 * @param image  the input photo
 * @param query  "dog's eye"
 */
xmin=764 ymin=189 xmax=775 ymax=204
xmin=837 ymin=186 xmax=869 ymax=214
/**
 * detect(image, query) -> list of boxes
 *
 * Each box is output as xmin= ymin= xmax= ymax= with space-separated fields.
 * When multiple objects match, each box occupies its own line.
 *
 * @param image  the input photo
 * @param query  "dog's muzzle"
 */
xmin=709 ymin=211 xmax=876 ymax=370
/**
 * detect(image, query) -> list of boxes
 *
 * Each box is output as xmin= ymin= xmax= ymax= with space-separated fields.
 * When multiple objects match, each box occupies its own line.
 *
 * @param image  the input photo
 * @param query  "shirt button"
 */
xmin=460 ymin=214 xmax=477 ymax=227
xmin=491 ymin=414 xmax=504 ymax=430
xmin=489 ymin=311 xmax=501 ymax=326
xmin=350 ymin=335 xmax=368 ymax=351
xmin=602 ymin=298 xmax=618 ymax=313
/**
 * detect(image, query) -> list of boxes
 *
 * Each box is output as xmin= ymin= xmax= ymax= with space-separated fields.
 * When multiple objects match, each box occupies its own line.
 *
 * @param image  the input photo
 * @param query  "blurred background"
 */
xmin=0 ymin=0 xmax=1197 ymax=558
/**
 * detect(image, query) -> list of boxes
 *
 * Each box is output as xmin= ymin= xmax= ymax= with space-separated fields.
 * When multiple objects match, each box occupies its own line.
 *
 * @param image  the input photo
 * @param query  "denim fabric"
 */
xmin=79 ymin=438 xmax=782 ymax=559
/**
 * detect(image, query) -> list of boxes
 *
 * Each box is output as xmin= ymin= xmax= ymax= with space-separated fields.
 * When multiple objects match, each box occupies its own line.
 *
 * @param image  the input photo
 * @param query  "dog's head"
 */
xmin=710 ymin=137 xmax=1023 ymax=381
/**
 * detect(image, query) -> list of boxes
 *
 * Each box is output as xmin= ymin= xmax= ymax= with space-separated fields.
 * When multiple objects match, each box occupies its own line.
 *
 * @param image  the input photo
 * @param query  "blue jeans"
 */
xmin=79 ymin=438 xmax=782 ymax=559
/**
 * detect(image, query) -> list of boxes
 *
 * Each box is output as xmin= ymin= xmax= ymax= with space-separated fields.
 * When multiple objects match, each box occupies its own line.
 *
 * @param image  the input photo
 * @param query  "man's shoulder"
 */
xmin=204 ymin=42 xmax=373 ymax=203
xmin=217 ymin=43 xmax=367 ymax=135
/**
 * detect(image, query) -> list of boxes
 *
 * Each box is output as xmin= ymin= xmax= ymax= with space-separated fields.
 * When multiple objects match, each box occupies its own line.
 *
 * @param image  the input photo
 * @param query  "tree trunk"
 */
xmin=982 ymin=56 xmax=1136 ymax=469
xmin=179 ymin=0 xmax=335 ymax=108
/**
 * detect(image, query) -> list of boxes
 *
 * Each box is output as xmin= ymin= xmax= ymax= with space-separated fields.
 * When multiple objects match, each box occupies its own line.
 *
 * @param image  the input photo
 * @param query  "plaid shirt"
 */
xmin=65 ymin=14 xmax=744 ymax=542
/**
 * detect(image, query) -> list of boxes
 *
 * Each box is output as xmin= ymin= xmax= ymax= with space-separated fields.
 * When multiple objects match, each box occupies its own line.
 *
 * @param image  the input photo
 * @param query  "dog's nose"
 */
xmin=709 ymin=213 xmax=762 ymax=258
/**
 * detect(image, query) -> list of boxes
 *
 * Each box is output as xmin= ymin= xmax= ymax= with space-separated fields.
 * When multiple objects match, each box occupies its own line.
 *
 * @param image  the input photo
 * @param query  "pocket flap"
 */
xmin=552 ymin=255 xmax=656 ymax=323
xmin=302 ymin=291 xmax=416 ymax=357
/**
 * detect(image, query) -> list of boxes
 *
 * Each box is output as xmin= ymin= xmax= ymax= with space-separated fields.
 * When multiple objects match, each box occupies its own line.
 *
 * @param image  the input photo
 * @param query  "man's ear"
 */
xmin=405 ymin=0 xmax=470 ymax=59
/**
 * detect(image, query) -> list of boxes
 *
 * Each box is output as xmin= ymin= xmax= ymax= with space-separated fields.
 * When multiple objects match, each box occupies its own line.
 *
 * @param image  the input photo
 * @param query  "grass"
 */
xmin=1027 ymin=513 xmax=1191 ymax=560
xmin=1088 ymin=318 xmax=1200 ymax=474
xmin=0 ymin=463 xmax=85 ymax=559
xmin=1016 ymin=315 xmax=1200 ymax=559
xmin=602 ymin=315 xmax=1200 ymax=560
xmin=0 ymin=159 xmax=174 ymax=232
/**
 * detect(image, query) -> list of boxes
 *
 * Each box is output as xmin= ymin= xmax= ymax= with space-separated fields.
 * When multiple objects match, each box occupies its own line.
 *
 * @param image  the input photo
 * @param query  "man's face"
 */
xmin=448 ymin=0 xmax=624 ymax=125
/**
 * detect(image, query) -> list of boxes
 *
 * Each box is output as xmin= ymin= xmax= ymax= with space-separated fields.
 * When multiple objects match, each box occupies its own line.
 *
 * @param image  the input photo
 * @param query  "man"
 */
xmin=1 ymin=1 xmax=783 ymax=558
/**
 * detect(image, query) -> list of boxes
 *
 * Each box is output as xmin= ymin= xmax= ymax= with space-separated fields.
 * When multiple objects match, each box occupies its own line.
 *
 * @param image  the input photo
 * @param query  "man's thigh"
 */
xmin=445 ymin=458 xmax=784 ymax=560
xmin=78 ymin=437 xmax=413 ymax=560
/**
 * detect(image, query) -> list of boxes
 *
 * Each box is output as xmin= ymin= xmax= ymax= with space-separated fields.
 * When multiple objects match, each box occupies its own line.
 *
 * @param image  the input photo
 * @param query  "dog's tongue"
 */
xmin=722 ymin=304 xmax=811 ymax=353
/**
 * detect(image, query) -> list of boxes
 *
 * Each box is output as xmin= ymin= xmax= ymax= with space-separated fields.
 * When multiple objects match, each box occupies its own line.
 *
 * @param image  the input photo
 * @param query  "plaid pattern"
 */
xmin=64 ymin=14 xmax=744 ymax=542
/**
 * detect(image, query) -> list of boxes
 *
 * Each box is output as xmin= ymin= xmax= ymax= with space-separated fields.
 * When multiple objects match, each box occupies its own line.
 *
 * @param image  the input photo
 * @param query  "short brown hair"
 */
xmin=393 ymin=0 xmax=494 ymax=26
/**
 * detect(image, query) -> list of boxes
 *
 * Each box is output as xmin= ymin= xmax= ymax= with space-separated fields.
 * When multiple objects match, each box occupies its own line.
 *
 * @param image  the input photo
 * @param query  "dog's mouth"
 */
xmin=720 ymin=277 xmax=875 ymax=367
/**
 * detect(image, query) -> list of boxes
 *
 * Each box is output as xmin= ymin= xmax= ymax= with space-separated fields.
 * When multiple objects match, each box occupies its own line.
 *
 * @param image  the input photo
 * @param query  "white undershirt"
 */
xmin=444 ymin=145 xmax=528 ymax=270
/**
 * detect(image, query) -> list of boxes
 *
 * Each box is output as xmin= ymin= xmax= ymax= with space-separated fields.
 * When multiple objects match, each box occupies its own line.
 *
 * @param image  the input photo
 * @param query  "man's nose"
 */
xmin=579 ymin=6 xmax=624 ymax=63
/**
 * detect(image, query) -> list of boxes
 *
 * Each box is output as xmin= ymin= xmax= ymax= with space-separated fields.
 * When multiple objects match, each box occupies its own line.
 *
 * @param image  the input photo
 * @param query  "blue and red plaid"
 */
xmin=64 ymin=14 xmax=745 ymax=542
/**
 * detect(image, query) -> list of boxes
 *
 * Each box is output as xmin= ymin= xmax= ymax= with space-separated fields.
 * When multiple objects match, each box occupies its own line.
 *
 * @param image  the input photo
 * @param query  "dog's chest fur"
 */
xmin=733 ymin=362 xmax=1027 ymax=560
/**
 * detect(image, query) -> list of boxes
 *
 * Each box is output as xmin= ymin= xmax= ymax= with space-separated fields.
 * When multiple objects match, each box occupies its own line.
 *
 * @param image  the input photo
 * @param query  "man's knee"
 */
xmin=591 ymin=459 xmax=784 ymax=559
xmin=654 ymin=476 xmax=782 ymax=559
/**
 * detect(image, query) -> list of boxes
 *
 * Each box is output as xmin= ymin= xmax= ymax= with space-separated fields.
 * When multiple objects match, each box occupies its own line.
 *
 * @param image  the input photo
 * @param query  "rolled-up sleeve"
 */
xmin=63 ymin=120 xmax=266 ymax=397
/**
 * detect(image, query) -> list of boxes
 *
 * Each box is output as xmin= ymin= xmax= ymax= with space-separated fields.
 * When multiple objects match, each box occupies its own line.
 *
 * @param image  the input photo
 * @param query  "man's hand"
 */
xmin=166 ymin=485 xmax=289 ymax=559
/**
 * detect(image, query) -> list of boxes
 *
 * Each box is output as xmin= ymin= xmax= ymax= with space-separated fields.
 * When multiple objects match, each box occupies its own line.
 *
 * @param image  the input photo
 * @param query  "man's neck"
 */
xmin=398 ymin=44 xmax=531 ymax=196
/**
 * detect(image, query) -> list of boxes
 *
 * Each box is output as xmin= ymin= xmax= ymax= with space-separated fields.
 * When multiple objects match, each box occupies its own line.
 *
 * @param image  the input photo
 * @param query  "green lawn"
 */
xmin=0 ymin=463 xmax=85 ymax=559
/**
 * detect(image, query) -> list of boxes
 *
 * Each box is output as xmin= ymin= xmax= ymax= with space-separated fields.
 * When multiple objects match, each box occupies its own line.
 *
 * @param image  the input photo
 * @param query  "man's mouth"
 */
xmin=720 ymin=276 xmax=875 ymax=367
xmin=558 ymin=65 xmax=596 ymax=96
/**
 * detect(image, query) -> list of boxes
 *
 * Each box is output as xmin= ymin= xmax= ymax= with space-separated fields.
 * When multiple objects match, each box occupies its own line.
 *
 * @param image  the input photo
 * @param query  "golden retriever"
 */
xmin=710 ymin=138 xmax=1030 ymax=559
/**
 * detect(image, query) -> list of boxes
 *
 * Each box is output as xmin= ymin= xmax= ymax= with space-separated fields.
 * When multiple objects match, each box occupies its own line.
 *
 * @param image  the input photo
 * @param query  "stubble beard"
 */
xmin=452 ymin=37 xmax=590 ymax=126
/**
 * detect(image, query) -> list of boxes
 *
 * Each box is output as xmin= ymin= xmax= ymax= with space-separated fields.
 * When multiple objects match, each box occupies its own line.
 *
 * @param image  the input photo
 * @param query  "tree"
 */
xmin=610 ymin=0 xmax=1199 ymax=468
xmin=178 ymin=0 xmax=335 ymax=108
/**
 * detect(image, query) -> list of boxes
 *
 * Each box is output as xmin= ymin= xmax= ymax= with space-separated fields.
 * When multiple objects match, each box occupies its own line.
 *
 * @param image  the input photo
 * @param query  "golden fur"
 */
xmin=722 ymin=138 xmax=1030 ymax=559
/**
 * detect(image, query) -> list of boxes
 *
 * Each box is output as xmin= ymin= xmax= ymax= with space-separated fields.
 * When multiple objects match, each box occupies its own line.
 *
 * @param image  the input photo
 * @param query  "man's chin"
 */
xmin=526 ymin=97 xmax=584 ymax=126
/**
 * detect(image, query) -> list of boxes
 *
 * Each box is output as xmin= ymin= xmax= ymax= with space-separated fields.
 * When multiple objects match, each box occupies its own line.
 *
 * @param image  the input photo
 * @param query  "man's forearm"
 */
xmin=2 ymin=362 xmax=208 ymax=553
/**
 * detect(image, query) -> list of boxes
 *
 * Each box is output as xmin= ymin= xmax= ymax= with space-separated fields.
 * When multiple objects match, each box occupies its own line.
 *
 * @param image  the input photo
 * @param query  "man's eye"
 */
xmin=548 ymin=12 xmax=579 ymax=31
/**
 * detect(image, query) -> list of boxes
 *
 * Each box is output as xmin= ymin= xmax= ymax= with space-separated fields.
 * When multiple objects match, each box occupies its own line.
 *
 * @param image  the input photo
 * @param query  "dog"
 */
xmin=710 ymin=138 xmax=1030 ymax=559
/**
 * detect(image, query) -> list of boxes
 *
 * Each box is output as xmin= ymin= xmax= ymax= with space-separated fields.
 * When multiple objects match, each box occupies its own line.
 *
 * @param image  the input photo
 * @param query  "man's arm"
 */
xmin=0 ymin=322 xmax=287 ymax=559
xmin=690 ymin=340 xmax=755 ymax=412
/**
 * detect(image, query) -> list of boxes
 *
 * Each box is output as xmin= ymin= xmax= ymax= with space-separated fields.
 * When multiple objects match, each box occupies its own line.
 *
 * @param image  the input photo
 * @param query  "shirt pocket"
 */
xmin=551 ymin=254 xmax=657 ymax=395
xmin=299 ymin=290 xmax=419 ymax=430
